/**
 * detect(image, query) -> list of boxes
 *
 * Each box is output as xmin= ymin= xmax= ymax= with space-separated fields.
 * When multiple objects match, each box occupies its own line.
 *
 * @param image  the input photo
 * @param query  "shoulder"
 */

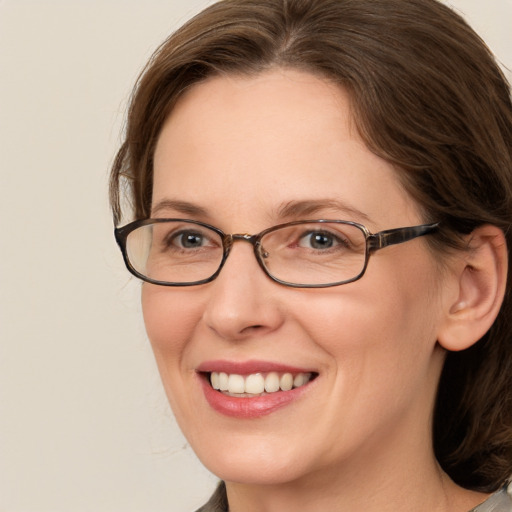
xmin=471 ymin=484 xmax=512 ymax=512
xmin=192 ymin=481 xmax=512 ymax=512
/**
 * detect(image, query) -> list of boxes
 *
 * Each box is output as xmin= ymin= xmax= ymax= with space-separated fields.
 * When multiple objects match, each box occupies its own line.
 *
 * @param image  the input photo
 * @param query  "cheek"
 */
xmin=302 ymin=291 xmax=441 ymax=454
xmin=299 ymin=259 xmax=437 ymax=338
xmin=141 ymin=285 xmax=207 ymax=430
xmin=141 ymin=285 xmax=203 ymax=363
xmin=293 ymin=253 xmax=442 ymax=389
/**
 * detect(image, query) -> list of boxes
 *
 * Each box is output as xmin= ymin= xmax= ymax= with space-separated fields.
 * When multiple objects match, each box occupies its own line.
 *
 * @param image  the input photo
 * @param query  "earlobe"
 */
xmin=438 ymin=225 xmax=508 ymax=352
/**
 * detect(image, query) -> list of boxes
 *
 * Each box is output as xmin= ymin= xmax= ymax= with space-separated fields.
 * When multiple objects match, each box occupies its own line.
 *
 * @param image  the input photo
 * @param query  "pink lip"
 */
xmin=196 ymin=360 xmax=317 ymax=419
xmin=196 ymin=359 xmax=313 ymax=375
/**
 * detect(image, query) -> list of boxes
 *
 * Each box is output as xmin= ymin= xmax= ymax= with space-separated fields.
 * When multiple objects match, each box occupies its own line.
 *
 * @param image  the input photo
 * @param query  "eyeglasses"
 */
xmin=114 ymin=218 xmax=439 ymax=288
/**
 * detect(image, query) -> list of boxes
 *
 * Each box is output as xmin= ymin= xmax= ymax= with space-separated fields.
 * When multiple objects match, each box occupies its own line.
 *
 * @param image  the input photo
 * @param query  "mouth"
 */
xmin=197 ymin=361 xmax=319 ymax=417
xmin=207 ymin=371 xmax=316 ymax=397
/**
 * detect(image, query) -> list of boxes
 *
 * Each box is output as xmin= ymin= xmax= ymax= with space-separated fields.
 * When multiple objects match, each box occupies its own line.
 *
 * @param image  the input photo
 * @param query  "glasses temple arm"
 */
xmin=367 ymin=223 xmax=440 ymax=251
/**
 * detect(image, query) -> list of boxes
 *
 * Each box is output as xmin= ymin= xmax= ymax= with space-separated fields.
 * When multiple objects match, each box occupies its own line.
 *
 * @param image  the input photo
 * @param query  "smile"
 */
xmin=197 ymin=362 xmax=318 ymax=418
xmin=210 ymin=371 xmax=314 ymax=396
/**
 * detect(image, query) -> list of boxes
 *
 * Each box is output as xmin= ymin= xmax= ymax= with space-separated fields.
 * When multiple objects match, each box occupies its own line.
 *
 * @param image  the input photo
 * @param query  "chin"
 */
xmin=206 ymin=457 xmax=308 ymax=486
xmin=187 ymin=430 xmax=313 ymax=485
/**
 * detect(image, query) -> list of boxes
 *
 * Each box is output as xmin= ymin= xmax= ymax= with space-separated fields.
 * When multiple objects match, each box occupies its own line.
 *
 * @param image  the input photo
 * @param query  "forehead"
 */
xmin=156 ymin=69 xmax=357 ymax=162
xmin=152 ymin=69 xmax=420 ymax=230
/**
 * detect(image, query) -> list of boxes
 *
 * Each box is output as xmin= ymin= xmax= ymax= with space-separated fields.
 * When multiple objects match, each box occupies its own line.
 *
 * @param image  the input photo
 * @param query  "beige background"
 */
xmin=0 ymin=1 xmax=510 ymax=511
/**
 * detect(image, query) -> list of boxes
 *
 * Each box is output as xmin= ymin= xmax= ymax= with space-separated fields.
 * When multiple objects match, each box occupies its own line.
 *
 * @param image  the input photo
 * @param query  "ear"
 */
xmin=437 ymin=225 xmax=508 ymax=352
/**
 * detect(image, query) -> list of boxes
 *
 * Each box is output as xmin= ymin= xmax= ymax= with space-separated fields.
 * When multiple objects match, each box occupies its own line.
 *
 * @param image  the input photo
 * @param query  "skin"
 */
xmin=143 ymin=69 xmax=490 ymax=511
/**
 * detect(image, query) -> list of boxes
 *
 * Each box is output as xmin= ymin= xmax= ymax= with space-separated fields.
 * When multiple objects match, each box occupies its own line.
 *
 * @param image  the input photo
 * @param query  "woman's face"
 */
xmin=144 ymin=69 xmax=448 ymax=486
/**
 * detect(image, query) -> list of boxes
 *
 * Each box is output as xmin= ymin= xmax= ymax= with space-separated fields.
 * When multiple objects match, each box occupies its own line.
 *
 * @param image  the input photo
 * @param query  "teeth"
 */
xmin=211 ymin=372 xmax=220 ymax=389
xmin=280 ymin=373 xmax=293 ymax=391
xmin=228 ymin=374 xmax=245 ymax=394
xmin=265 ymin=372 xmax=280 ymax=393
xmin=293 ymin=373 xmax=306 ymax=387
xmin=245 ymin=373 xmax=265 ymax=394
xmin=209 ymin=371 xmax=313 ymax=395
xmin=219 ymin=372 xmax=229 ymax=391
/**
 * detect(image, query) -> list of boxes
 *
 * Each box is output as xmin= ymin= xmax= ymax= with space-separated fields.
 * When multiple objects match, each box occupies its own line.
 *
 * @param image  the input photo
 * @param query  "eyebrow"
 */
xmin=151 ymin=198 xmax=372 ymax=224
xmin=276 ymin=199 xmax=372 ymax=223
xmin=151 ymin=199 xmax=210 ymax=218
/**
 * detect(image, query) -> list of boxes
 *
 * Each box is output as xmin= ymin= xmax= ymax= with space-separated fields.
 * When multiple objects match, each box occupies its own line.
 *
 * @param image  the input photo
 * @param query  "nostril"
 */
xmin=241 ymin=324 xmax=264 ymax=333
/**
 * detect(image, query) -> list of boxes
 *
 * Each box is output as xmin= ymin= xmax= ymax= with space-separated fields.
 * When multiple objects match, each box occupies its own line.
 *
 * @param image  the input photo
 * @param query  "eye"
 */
xmin=298 ymin=230 xmax=344 ymax=250
xmin=171 ymin=230 xmax=208 ymax=249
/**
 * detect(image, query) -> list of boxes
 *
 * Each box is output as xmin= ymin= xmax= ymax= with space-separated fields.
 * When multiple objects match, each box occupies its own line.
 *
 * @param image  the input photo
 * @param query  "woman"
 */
xmin=110 ymin=0 xmax=512 ymax=510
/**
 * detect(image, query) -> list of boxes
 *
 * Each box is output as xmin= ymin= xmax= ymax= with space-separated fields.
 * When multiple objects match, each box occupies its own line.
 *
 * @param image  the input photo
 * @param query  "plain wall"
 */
xmin=0 ymin=1 xmax=510 ymax=511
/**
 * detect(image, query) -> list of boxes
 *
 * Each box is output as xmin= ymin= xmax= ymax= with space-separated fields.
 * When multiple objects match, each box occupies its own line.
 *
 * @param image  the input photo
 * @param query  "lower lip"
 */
xmin=199 ymin=375 xmax=312 ymax=419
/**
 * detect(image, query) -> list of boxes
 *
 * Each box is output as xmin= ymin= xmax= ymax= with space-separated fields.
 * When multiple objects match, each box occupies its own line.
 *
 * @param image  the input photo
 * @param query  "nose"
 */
xmin=202 ymin=241 xmax=284 ymax=341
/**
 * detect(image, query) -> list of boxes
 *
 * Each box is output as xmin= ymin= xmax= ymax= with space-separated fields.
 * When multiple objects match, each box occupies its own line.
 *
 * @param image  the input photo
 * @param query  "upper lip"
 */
xmin=196 ymin=359 xmax=316 ymax=375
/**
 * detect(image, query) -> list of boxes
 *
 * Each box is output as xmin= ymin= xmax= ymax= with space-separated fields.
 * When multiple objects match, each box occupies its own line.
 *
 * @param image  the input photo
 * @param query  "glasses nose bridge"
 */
xmin=224 ymin=233 xmax=260 ymax=251
xmin=220 ymin=232 xmax=269 ymax=281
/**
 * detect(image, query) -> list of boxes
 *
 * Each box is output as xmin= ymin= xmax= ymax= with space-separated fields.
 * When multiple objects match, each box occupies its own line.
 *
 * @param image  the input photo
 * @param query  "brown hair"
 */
xmin=110 ymin=0 xmax=512 ymax=491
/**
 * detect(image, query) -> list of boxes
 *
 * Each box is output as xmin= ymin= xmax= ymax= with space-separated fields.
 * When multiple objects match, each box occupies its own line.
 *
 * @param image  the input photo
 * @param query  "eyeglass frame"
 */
xmin=114 ymin=218 xmax=440 ymax=288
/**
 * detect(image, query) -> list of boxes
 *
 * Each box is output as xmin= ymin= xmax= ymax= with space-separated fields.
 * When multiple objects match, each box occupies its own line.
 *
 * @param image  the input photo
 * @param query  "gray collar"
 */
xmin=470 ymin=485 xmax=512 ymax=512
xmin=196 ymin=482 xmax=512 ymax=512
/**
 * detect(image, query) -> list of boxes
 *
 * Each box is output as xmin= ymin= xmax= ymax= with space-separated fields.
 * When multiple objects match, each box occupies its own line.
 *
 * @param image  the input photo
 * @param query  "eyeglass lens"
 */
xmin=124 ymin=220 xmax=368 ymax=286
